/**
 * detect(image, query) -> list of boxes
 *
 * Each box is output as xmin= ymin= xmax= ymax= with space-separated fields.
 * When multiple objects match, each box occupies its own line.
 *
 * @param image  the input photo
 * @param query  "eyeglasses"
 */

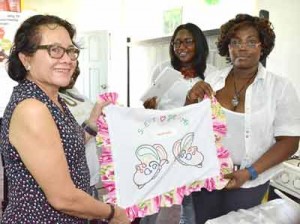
xmin=229 ymin=39 xmax=261 ymax=49
xmin=36 ymin=44 xmax=80 ymax=61
xmin=171 ymin=38 xmax=194 ymax=49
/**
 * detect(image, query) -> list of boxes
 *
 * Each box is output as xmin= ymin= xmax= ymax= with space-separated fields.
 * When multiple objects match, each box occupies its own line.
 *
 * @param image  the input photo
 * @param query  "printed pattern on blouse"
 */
xmin=0 ymin=79 xmax=90 ymax=223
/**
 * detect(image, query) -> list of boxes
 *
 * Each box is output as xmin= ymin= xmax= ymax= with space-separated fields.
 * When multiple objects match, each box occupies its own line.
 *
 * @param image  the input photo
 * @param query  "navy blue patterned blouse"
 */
xmin=0 ymin=79 xmax=90 ymax=223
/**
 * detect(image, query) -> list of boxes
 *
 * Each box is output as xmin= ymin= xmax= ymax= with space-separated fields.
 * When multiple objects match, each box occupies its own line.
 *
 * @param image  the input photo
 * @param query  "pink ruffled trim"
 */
xmin=97 ymin=93 xmax=233 ymax=220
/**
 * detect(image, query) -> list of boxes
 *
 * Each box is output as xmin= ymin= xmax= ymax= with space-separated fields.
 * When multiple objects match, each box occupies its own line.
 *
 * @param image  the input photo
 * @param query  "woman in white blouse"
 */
xmin=186 ymin=14 xmax=300 ymax=223
xmin=142 ymin=23 xmax=214 ymax=224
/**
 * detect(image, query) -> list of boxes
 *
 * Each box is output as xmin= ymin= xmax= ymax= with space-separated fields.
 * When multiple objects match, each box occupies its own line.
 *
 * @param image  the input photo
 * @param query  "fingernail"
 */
xmin=234 ymin=165 xmax=238 ymax=171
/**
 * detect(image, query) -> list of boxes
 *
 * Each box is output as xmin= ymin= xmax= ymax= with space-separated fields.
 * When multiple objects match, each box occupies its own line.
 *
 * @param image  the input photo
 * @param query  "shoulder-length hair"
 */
xmin=169 ymin=23 xmax=208 ymax=80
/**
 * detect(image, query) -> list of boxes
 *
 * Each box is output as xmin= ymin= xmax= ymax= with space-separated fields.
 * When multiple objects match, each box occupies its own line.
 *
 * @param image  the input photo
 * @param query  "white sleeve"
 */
xmin=274 ymin=80 xmax=300 ymax=136
xmin=150 ymin=60 xmax=172 ymax=84
xmin=204 ymin=64 xmax=218 ymax=77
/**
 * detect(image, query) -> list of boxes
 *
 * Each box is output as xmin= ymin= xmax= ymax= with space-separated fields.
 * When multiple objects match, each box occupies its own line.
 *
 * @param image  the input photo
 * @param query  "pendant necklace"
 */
xmin=65 ymin=90 xmax=85 ymax=102
xmin=60 ymin=89 xmax=85 ymax=102
xmin=59 ymin=89 xmax=86 ymax=107
xmin=231 ymin=71 xmax=257 ymax=110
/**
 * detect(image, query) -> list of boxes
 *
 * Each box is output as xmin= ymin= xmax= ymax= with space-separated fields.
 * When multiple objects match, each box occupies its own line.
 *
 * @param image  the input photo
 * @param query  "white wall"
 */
xmin=256 ymin=0 xmax=300 ymax=97
xmin=184 ymin=0 xmax=256 ymax=30
xmin=126 ymin=0 xmax=256 ymax=40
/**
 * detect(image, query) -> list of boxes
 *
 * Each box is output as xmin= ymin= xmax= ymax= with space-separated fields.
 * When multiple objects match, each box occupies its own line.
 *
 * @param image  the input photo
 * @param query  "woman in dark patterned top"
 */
xmin=0 ymin=15 xmax=130 ymax=224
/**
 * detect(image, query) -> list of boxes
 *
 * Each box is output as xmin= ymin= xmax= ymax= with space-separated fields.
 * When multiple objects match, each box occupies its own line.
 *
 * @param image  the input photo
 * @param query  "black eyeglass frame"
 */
xmin=171 ymin=38 xmax=195 ymax=49
xmin=36 ymin=44 xmax=80 ymax=61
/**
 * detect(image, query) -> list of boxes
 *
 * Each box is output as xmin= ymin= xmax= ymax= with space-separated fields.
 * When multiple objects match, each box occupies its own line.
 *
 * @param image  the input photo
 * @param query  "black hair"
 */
xmin=7 ymin=14 xmax=77 ymax=82
xmin=169 ymin=23 xmax=208 ymax=80
xmin=217 ymin=14 xmax=275 ymax=63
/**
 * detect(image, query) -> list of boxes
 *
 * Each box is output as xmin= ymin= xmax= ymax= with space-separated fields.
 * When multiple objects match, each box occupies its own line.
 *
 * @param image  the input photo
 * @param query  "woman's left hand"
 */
xmin=87 ymin=101 xmax=110 ymax=127
xmin=143 ymin=96 xmax=157 ymax=109
xmin=224 ymin=169 xmax=250 ymax=189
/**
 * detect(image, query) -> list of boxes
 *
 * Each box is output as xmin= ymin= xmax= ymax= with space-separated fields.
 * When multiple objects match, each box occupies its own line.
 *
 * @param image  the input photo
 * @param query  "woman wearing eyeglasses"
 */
xmin=186 ymin=14 xmax=300 ymax=223
xmin=143 ymin=23 xmax=216 ymax=111
xmin=0 ymin=15 xmax=130 ymax=224
xmin=141 ymin=23 xmax=215 ymax=224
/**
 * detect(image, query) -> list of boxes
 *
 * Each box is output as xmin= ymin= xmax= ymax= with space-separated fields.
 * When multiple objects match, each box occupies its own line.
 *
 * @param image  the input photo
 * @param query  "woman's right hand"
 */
xmin=88 ymin=101 xmax=110 ymax=125
xmin=109 ymin=205 xmax=130 ymax=224
xmin=143 ymin=96 xmax=157 ymax=109
xmin=185 ymin=81 xmax=215 ymax=105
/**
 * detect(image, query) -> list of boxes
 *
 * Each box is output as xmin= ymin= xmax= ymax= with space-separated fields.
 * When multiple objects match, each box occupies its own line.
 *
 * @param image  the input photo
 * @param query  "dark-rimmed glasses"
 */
xmin=36 ymin=44 xmax=80 ymax=61
xmin=229 ymin=39 xmax=261 ymax=49
xmin=171 ymin=38 xmax=194 ymax=49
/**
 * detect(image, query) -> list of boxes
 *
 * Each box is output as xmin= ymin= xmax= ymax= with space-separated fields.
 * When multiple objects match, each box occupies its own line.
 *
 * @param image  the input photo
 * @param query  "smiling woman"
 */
xmin=143 ymin=23 xmax=211 ymax=110
xmin=140 ymin=22 xmax=213 ymax=224
xmin=0 ymin=14 xmax=130 ymax=223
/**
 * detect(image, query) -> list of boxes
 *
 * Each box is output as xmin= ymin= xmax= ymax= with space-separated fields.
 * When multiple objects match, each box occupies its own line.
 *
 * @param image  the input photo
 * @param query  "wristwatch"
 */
xmin=81 ymin=121 xmax=97 ymax=137
xmin=246 ymin=165 xmax=258 ymax=180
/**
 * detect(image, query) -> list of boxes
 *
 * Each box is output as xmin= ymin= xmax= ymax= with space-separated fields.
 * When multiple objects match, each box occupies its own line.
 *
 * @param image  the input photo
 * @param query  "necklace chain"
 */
xmin=60 ymin=93 xmax=77 ymax=107
xmin=231 ymin=71 xmax=257 ymax=110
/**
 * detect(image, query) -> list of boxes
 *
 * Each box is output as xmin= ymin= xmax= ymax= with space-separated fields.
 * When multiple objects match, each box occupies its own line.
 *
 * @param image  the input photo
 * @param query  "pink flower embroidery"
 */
xmin=97 ymin=94 xmax=233 ymax=220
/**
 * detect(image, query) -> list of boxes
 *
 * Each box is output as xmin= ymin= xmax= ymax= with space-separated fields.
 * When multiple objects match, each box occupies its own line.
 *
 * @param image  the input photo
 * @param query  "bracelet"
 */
xmin=81 ymin=121 xmax=97 ymax=137
xmin=246 ymin=165 xmax=258 ymax=180
xmin=103 ymin=203 xmax=115 ymax=222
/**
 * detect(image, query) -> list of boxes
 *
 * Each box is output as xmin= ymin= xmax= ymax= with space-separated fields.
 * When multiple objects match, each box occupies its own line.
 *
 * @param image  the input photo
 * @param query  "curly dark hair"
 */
xmin=169 ymin=23 xmax=208 ymax=80
xmin=217 ymin=14 xmax=275 ymax=63
xmin=7 ymin=14 xmax=77 ymax=82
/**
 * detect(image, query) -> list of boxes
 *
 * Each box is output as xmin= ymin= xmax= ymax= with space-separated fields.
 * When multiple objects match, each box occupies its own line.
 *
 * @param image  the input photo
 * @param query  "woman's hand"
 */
xmin=185 ymin=81 xmax=215 ymax=105
xmin=87 ymin=101 xmax=110 ymax=127
xmin=143 ymin=97 xmax=157 ymax=109
xmin=83 ymin=101 xmax=110 ymax=141
xmin=224 ymin=169 xmax=250 ymax=189
xmin=109 ymin=205 xmax=130 ymax=224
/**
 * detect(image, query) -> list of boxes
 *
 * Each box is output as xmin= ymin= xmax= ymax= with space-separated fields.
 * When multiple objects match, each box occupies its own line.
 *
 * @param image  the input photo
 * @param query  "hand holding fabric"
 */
xmin=109 ymin=205 xmax=131 ymax=224
xmin=143 ymin=96 xmax=157 ymax=109
xmin=186 ymin=81 xmax=215 ymax=104
xmin=224 ymin=169 xmax=250 ymax=189
xmin=87 ymin=101 xmax=110 ymax=129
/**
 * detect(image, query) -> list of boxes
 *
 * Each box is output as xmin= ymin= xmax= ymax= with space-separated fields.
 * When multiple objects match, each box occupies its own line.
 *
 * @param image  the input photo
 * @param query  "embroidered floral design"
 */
xmin=97 ymin=93 xmax=233 ymax=220
xmin=133 ymin=144 xmax=168 ymax=189
xmin=172 ymin=132 xmax=204 ymax=167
